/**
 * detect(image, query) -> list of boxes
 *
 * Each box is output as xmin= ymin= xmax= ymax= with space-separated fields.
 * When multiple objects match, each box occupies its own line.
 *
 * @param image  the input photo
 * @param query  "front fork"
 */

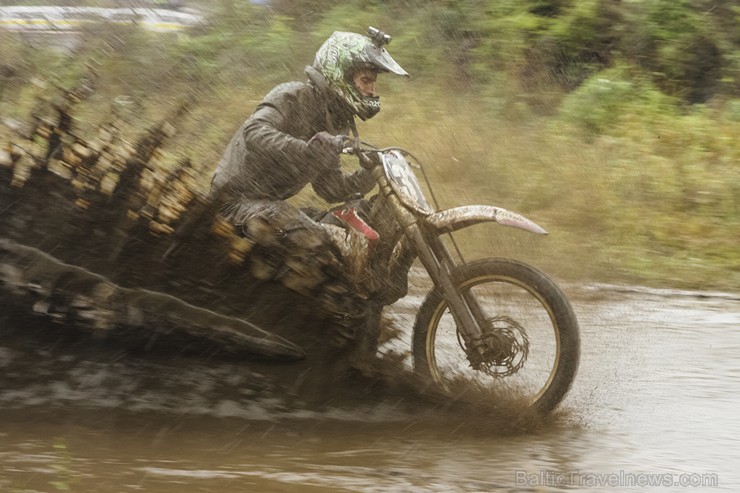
xmin=370 ymin=166 xmax=486 ymax=349
xmin=408 ymin=225 xmax=488 ymax=349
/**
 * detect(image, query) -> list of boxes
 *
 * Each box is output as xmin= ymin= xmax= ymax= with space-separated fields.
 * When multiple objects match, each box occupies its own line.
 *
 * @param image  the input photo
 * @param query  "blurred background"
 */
xmin=1 ymin=0 xmax=738 ymax=291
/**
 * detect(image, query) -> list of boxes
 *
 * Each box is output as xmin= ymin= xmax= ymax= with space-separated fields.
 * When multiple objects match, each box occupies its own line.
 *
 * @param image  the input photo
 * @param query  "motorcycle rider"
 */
xmin=209 ymin=29 xmax=408 ymax=350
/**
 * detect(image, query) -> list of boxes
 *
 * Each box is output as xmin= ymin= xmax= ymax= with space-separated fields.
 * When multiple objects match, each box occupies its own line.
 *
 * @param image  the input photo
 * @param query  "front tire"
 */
xmin=412 ymin=258 xmax=580 ymax=414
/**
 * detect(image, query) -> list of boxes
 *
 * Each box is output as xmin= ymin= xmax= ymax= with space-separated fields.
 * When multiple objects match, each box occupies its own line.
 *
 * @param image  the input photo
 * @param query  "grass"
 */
xmin=1 ymin=26 xmax=737 ymax=294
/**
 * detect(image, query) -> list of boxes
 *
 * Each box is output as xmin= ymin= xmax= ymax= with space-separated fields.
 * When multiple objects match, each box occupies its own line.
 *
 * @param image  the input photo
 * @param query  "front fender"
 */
xmin=425 ymin=205 xmax=548 ymax=235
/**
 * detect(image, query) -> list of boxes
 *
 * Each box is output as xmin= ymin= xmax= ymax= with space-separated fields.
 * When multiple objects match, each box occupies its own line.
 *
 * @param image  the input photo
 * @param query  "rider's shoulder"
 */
xmin=262 ymin=81 xmax=317 ymax=108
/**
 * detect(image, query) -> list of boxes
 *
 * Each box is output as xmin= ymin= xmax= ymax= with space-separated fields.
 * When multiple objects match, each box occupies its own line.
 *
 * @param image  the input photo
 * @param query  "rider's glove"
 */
xmin=308 ymin=131 xmax=347 ymax=154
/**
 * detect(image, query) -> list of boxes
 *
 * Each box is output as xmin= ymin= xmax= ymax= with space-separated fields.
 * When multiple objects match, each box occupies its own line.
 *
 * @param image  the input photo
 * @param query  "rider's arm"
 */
xmin=244 ymin=104 xmax=374 ymax=203
xmin=242 ymin=106 xmax=327 ymax=183
xmin=311 ymin=163 xmax=375 ymax=204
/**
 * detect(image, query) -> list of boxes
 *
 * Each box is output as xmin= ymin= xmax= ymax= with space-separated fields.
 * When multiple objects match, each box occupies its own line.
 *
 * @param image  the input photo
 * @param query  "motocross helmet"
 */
xmin=313 ymin=27 xmax=408 ymax=121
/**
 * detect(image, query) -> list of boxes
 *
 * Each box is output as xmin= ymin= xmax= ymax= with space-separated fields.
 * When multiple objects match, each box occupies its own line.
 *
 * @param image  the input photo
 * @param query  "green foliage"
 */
xmin=1 ymin=0 xmax=738 ymax=290
xmin=188 ymin=3 xmax=303 ymax=82
xmin=725 ymin=99 xmax=740 ymax=121
xmin=558 ymin=65 xmax=676 ymax=134
xmin=623 ymin=0 xmax=724 ymax=103
xmin=469 ymin=0 xmax=547 ymax=78
xmin=543 ymin=0 xmax=620 ymax=87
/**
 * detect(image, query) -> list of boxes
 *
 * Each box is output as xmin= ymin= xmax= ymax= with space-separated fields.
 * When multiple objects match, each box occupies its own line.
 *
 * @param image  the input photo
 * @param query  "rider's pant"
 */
xmin=219 ymin=198 xmax=372 ymax=345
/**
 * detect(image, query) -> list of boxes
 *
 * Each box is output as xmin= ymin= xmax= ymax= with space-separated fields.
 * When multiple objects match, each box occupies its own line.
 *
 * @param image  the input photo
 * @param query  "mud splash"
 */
xmin=0 ymin=305 xmax=554 ymax=436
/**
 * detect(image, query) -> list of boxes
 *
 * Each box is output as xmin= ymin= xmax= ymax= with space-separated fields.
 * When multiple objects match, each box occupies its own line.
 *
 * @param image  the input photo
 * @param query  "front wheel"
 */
xmin=412 ymin=258 xmax=580 ymax=415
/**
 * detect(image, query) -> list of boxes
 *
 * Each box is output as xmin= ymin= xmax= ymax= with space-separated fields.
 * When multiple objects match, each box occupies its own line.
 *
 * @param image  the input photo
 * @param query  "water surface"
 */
xmin=1 ymin=284 xmax=738 ymax=492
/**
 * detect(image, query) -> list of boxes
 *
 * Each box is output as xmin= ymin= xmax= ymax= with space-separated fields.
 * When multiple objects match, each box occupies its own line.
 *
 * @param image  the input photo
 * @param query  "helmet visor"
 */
xmin=365 ymin=44 xmax=408 ymax=77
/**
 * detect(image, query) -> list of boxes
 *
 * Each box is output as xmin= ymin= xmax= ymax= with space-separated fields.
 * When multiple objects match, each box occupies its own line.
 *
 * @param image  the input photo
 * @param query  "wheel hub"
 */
xmin=462 ymin=315 xmax=529 ymax=377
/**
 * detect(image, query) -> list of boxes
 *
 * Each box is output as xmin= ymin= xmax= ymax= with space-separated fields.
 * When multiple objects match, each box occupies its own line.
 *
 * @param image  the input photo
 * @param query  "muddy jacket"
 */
xmin=210 ymin=68 xmax=375 ymax=204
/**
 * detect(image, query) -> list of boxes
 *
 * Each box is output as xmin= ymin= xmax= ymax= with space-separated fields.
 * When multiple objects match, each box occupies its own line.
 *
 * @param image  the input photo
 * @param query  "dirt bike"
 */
xmin=329 ymin=142 xmax=581 ymax=415
xmin=0 ymin=116 xmax=579 ymax=414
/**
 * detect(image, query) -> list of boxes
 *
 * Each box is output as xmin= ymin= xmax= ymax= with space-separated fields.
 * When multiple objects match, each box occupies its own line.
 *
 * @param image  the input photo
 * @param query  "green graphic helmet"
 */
xmin=313 ymin=28 xmax=408 ymax=120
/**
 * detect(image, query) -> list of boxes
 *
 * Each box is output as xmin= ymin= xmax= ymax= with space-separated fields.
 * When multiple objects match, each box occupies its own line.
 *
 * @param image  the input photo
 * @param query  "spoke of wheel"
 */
xmin=429 ymin=275 xmax=559 ymax=405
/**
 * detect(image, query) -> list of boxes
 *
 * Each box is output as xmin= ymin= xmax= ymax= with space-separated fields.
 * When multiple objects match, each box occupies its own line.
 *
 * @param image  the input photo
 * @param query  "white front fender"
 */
xmin=425 ymin=205 xmax=548 ymax=235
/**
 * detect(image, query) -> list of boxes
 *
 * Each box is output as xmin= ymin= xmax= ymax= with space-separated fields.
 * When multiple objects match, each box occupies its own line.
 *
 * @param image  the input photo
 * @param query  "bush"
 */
xmin=558 ymin=65 xmax=675 ymax=134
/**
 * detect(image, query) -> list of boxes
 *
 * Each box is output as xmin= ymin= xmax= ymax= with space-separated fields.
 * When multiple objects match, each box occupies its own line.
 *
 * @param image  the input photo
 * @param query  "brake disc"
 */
xmin=460 ymin=315 xmax=530 ymax=377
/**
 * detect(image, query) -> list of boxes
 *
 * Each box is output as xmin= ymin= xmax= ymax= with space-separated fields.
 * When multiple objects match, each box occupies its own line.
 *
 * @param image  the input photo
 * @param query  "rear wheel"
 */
xmin=412 ymin=258 xmax=579 ymax=414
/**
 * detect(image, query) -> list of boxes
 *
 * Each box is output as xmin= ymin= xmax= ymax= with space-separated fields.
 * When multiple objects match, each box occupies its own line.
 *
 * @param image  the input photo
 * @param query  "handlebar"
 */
xmin=342 ymin=143 xmax=421 ymax=170
xmin=341 ymin=143 xmax=380 ymax=169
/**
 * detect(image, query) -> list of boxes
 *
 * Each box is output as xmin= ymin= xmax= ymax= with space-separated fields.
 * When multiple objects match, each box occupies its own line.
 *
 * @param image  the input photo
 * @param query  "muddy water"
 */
xmin=1 ymin=284 xmax=738 ymax=492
